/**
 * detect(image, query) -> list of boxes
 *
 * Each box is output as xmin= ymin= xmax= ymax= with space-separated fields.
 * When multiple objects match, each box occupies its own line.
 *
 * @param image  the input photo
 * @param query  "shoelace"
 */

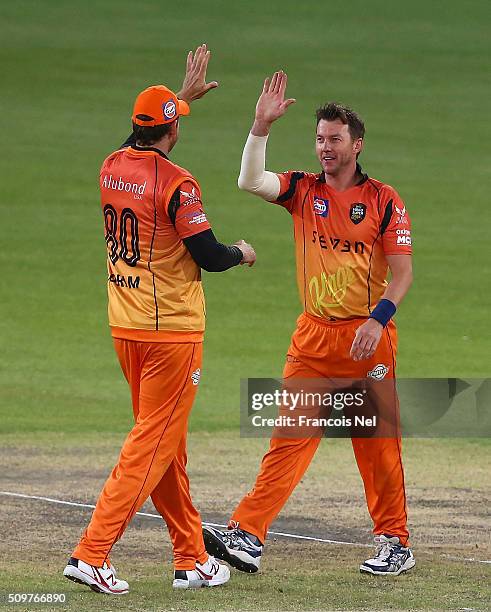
xmin=223 ymin=528 xmax=250 ymax=548
xmin=374 ymin=537 xmax=397 ymax=561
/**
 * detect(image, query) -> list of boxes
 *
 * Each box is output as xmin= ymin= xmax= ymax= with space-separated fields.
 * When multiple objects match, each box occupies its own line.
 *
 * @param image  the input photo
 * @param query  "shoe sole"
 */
xmin=63 ymin=566 xmax=129 ymax=595
xmin=202 ymin=529 xmax=259 ymax=574
xmin=359 ymin=558 xmax=416 ymax=576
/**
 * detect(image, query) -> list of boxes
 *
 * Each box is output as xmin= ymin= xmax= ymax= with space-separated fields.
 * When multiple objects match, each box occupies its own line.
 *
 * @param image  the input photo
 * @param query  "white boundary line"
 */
xmin=2 ymin=491 xmax=490 ymax=565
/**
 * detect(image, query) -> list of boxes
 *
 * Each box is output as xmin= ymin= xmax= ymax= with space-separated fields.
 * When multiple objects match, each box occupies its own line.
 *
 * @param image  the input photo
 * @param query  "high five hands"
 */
xmin=178 ymin=44 xmax=219 ymax=104
xmin=252 ymin=70 xmax=296 ymax=136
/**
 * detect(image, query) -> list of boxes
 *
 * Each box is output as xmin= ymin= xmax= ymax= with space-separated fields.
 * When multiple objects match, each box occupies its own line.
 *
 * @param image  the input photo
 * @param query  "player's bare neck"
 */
xmin=155 ymin=144 xmax=170 ymax=155
xmin=324 ymin=167 xmax=361 ymax=193
xmin=136 ymin=135 xmax=172 ymax=156
xmin=136 ymin=143 xmax=170 ymax=155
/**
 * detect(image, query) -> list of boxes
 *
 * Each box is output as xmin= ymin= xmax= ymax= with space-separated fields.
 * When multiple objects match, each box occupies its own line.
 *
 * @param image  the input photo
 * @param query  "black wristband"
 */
xmin=369 ymin=299 xmax=396 ymax=327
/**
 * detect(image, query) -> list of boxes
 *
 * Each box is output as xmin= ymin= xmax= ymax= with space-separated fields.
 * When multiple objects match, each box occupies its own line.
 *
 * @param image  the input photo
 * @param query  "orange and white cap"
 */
xmin=132 ymin=85 xmax=190 ymax=127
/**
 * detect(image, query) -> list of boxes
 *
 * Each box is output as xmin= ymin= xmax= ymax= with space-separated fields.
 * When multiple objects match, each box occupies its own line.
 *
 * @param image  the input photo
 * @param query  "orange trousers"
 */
xmin=72 ymin=339 xmax=208 ymax=570
xmin=232 ymin=313 xmax=409 ymax=546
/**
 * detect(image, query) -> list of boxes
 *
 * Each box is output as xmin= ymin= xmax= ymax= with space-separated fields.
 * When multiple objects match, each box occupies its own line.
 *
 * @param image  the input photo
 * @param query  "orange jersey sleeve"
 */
xmin=172 ymin=180 xmax=212 ymax=239
xmin=380 ymin=187 xmax=412 ymax=255
xmin=272 ymin=171 xmax=311 ymax=213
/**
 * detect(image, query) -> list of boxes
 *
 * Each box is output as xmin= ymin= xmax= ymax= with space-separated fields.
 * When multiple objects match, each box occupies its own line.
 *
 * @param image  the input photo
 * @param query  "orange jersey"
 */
xmin=100 ymin=144 xmax=212 ymax=341
xmin=273 ymin=169 xmax=412 ymax=320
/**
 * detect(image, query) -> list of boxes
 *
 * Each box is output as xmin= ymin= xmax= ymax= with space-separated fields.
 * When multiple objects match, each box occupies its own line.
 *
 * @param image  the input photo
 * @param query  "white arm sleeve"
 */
xmin=237 ymin=133 xmax=281 ymax=201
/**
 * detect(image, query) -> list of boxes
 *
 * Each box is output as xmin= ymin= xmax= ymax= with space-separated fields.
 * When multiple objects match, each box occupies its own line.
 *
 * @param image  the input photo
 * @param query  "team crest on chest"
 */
xmin=349 ymin=203 xmax=367 ymax=224
xmin=313 ymin=196 xmax=329 ymax=218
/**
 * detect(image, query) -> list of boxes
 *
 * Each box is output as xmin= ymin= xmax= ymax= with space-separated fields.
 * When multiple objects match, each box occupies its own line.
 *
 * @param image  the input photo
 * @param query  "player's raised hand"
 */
xmin=252 ymin=71 xmax=296 ymax=135
xmin=234 ymin=239 xmax=256 ymax=267
xmin=177 ymin=43 xmax=218 ymax=104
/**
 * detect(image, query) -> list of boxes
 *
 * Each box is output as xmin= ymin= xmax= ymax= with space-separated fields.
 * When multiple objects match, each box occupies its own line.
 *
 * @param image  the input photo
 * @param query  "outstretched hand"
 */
xmin=178 ymin=44 xmax=218 ymax=104
xmin=252 ymin=70 xmax=296 ymax=135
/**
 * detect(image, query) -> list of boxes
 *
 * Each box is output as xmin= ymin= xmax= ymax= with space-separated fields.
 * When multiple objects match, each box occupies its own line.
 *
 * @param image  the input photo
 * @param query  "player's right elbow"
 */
xmin=238 ymin=172 xmax=260 ymax=193
xmin=237 ymin=174 xmax=249 ymax=192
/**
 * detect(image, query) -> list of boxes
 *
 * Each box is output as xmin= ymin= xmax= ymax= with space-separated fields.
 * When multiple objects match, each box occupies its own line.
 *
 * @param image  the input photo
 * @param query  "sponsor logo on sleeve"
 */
xmin=162 ymin=99 xmax=177 ymax=120
xmin=349 ymin=203 xmax=367 ymax=224
xmin=180 ymin=186 xmax=201 ymax=206
xmin=395 ymin=203 xmax=408 ymax=224
xmin=187 ymin=212 xmax=207 ymax=225
xmin=396 ymin=228 xmax=412 ymax=245
xmin=313 ymin=196 xmax=329 ymax=217
xmin=367 ymin=364 xmax=389 ymax=380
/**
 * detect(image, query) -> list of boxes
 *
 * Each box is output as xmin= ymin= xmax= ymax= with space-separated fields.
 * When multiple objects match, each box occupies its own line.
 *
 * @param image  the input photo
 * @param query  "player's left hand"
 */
xmin=350 ymin=319 xmax=383 ymax=361
xmin=178 ymin=43 xmax=218 ymax=104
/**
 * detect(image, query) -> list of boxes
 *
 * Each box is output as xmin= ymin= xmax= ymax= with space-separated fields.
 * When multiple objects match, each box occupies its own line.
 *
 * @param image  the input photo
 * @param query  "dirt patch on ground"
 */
xmin=1 ymin=435 xmax=490 ymax=566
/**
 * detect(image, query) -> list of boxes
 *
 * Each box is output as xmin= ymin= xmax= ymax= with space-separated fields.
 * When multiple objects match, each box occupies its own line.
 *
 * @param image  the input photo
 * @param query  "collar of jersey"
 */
xmin=129 ymin=144 xmax=169 ymax=159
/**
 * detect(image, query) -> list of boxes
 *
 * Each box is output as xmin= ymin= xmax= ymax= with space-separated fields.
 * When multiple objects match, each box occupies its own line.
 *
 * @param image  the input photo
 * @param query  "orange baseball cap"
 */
xmin=132 ymin=85 xmax=190 ymax=127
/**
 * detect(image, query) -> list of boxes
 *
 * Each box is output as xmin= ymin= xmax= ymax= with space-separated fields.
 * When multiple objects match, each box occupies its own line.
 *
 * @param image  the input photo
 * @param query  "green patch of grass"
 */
xmin=1 ymin=434 xmax=489 ymax=611
xmin=0 ymin=3 xmax=490 ymax=609
xmin=1 ymin=0 xmax=490 ymax=438
xmin=1 ymin=547 xmax=489 ymax=611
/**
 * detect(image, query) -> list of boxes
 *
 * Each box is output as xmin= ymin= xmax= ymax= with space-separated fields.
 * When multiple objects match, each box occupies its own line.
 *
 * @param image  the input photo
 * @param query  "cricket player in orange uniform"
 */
xmin=63 ymin=45 xmax=256 ymax=595
xmin=203 ymin=71 xmax=415 ymax=576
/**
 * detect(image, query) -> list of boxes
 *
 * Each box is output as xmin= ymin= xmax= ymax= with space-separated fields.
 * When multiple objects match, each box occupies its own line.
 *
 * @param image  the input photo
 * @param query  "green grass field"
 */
xmin=1 ymin=1 xmax=490 ymax=610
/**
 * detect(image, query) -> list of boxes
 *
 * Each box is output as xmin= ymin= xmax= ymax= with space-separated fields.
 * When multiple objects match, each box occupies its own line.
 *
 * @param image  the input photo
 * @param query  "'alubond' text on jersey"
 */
xmin=102 ymin=174 xmax=147 ymax=195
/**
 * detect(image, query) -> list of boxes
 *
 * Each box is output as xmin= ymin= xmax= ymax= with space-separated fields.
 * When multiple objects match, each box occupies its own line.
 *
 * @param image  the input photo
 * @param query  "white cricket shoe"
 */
xmin=63 ymin=557 xmax=129 ymax=594
xmin=360 ymin=534 xmax=416 ymax=576
xmin=172 ymin=555 xmax=230 ymax=589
